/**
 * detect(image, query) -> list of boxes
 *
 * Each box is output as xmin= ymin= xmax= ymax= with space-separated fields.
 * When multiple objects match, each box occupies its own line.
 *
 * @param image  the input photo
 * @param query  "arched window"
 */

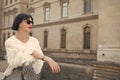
xmin=43 ymin=2 xmax=50 ymax=21
xmin=5 ymin=0 xmax=8 ymax=6
xmin=44 ymin=30 xmax=48 ymax=48
xmin=84 ymin=26 xmax=90 ymax=49
xmin=10 ymin=0 xmax=12 ymax=4
xmin=84 ymin=0 xmax=91 ymax=13
xmin=3 ymin=33 xmax=6 ymax=47
xmin=7 ymin=32 xmax=10 ymax=38
xmin=61 ymin=28 xmax=66 ymax=48
xmin=62 ymin=2 xmax=68 ymax=17
xmin=45 ymin=7 xmax=50 ymax=21
xmin=59 ymin=0 xmax=69 ymax=18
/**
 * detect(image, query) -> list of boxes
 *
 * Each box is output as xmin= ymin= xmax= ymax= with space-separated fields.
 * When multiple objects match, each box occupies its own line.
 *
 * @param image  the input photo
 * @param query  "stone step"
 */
xmin=93 ymin=64 xmax=120 ymax=80
xmin=94 ymin=69 xmax=119 ymax=77
xmin=93 ymin=76 xmax=113 ymax=80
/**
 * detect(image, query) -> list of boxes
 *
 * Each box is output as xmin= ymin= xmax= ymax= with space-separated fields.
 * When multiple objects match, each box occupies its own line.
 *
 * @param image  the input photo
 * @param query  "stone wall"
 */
xmin=0 ymin=60 xmax=120 ymax=80
xmin=41 ymin=63 xmax=94 ymax=80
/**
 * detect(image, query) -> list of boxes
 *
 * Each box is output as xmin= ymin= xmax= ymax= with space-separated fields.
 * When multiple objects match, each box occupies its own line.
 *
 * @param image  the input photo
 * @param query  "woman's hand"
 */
xmin=31 ymin=51 xmax=60 ymax=73
xmin=44 ymin=56 xmax=61 ymax=73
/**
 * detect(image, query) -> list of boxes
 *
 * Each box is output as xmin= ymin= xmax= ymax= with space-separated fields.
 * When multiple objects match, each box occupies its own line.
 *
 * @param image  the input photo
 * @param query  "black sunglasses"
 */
xmin=25 ymin=20 xmax=34 ymax=25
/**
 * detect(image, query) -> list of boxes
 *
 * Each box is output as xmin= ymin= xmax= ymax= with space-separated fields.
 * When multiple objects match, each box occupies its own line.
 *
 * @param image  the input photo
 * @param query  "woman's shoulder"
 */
xmin=29 ymin=36 xmax=39 ymax=42
xmin=5 ymin=36 xmax=15 ymax=43
xmin=5 ymin=36 xmax=16 ymax=47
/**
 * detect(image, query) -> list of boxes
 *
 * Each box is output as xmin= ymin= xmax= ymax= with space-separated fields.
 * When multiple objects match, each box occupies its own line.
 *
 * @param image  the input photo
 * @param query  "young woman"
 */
xmin=3 ymin=13 xmax=60 ymax=80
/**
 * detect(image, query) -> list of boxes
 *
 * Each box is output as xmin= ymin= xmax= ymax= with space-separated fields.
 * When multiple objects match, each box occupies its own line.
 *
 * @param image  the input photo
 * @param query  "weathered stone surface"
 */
xmin=41 ymin=62 xmax=93 ymax=80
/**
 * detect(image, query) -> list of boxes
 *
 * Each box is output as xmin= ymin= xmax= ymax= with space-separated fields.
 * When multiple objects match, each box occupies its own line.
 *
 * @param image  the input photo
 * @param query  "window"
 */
xmin=43 ymin=2 xmax=50 ymax=21
xmin=5 ymin=0 xmax=8 ymax=6
xmin=62 ymin=2 xmax=68 ymax=18
xmin=7 ymin=32 xmax=10 ymax=38
xmin=45 ymin=7 xmax=50 ymax=21
xmin=84 ymin=0 xmax=91 ymax=13
xmin=5 ymin=15 xmax=8 ymax=25
xmin=43 ymin=30 xmax=48 ymax=48
xmin=84 ymin=26 xmax=90 ymax=49
xmin=60 ymin=0 xmax=69 ymax=18
xmin=10 ymin=0 xmax=12 ymax=4
xmin=3 ymin=33 xmax=6 ymax=47
xmin=8 ymin=15 xmax=10 ymax=25
xmin=61 ymin=28 xmax=66 ymax=48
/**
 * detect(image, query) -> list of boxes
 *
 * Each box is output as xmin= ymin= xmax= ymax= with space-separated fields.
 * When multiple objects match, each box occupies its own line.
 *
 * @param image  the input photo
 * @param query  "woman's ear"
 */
xmin=19 ymin=23 xmax=22 ymax=28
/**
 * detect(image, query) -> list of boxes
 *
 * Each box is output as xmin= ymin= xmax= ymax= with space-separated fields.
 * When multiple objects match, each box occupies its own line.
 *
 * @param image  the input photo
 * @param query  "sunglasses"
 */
xmin=25 ymin=20 xmax=34 ymax=25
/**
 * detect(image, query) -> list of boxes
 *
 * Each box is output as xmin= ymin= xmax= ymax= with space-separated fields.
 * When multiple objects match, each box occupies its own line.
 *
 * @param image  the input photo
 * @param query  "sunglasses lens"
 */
xmin=26 ymin=20 xmax=33 ymax=25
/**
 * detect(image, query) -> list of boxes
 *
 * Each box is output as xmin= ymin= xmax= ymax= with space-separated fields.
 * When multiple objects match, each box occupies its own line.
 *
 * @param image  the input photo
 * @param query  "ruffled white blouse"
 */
xmin=4 ymin=36 xmax=44 ymax=76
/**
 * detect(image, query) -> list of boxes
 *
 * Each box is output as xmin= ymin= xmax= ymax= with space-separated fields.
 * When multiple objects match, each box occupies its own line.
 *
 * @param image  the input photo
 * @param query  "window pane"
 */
xmin=10 ymin=0 xmax=12 ymax=4
xmin=62 ymin=2 xmax=68 ymax=17
xmin=5 ymin=0 xmax=8 ymax=5
xmin=44 ymin=31 xmax=48 ymax=48
xmin=3 ymin=33 xmax=6 ymax=47
xmin=84 ymin=27 xmax=90 ymax=49
xmin=61 ymin=29 xmax=66 ymax=48
xmin=8 ymin=32 xmax=10 ymax=38
xmin=85 ymin=0 xmax=91 ymax=13
xmin=45 ymin=7 xmax=50 ymax=20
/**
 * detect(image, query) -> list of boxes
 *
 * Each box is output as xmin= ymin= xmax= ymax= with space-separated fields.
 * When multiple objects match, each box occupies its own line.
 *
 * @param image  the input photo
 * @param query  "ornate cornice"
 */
xmin=43 ymin=2 xmax=50 ymax=8
xmin=59 ymin=0 xmax=69 ymax=5
xmin=34 ymin=14 xmax=98 ymax=28
xmin=28 ymin=7 xmax=35 ymax=13
xmin=3 ymin=8 xmax=18 ymax=15
xmin=0 ymin=26 xmax=11 ymax=31
xmin=43 ymin=2 xmax=51 ymax=10
xmin=3 ymin=2 xmax=28 ymax=9
xmin=0 ymin=14 xmax=98 ymax=30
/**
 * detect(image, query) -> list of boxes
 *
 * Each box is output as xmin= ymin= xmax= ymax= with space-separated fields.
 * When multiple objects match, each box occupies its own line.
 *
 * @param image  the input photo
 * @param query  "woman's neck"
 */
xmin=15 ymin=30 xmax=30 ymax=43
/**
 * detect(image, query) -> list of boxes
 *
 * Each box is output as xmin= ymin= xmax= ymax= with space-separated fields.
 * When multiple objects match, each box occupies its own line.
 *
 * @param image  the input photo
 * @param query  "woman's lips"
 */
xmin=28 ymin=26 xmax=32 ymax=29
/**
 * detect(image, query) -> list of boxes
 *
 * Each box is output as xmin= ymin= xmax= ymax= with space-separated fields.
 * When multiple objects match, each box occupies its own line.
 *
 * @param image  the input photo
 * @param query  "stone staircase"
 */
xmin=93 ymin=63 xmax=120 ymax=80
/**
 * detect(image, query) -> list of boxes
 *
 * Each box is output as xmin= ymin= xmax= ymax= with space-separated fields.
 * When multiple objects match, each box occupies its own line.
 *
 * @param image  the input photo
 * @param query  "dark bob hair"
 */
xmin=12 ymin=13 xmax=33 ymax=30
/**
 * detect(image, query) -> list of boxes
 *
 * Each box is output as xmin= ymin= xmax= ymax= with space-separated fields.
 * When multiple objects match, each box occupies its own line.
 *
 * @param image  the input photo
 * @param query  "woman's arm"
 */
xmin=32 ymin=39 xmax=60 ymax=73
xmin=31 ymin=51 xmax=60 ymax=73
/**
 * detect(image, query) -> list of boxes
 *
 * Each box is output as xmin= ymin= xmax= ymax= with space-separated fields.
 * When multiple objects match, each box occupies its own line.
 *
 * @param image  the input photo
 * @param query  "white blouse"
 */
xmin=4 ymin=36 xmax=44 ymax=76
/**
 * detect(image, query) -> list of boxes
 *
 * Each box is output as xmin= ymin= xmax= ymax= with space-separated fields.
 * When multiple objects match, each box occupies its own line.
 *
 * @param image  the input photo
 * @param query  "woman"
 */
xmin=3 ymin=13 xmax=60 ymax=80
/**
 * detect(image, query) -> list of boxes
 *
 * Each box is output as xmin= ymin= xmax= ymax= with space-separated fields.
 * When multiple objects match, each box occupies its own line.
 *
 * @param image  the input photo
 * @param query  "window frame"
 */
xmin=43 ymin=30 xmax=48 ymax=48
xmin=60 ymin=28 xmax=66 ymax=48
xmin=83 ymin=26 xmax=91 ymax=49
xmin=84 ymin=0 xmax=92 ymax=13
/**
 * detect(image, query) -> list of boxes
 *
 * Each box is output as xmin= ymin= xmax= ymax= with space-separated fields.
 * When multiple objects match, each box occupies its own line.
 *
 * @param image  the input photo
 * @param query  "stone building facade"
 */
xmin=0 ymin=0 xmax=98 ymax=59
xmin=0 ymin=0 xmax=120 ymax=80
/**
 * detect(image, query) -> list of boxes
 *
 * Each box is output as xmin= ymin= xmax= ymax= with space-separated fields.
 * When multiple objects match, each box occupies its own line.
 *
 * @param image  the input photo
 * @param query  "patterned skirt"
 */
xmin=3 ymin=65 xmax=41 ymax=80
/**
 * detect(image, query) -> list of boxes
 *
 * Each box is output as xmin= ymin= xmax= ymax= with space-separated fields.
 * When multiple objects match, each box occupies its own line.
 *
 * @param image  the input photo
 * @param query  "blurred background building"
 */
xmin=0 ymin=0 xmax=120 ymax=80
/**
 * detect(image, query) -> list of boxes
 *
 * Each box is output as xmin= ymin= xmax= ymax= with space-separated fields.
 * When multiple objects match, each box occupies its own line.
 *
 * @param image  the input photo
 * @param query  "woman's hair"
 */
xmin=12 ymin=13 xmax=33 ymax=30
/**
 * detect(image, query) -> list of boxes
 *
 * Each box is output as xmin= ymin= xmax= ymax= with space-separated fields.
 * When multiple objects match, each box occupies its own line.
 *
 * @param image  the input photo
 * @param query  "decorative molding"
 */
xmin=43 ymin=2 xmax=51 ymax=10
xmin=28 ymin=7 xmax=35 ymax=13
xmin=34 ymin=14 xmax=98 ymax=28
xmin=43 ymin=2 xmax=50 ymax=7
xmin=3 ymin=8 xmax=18 ymax=15
xmin=0 ymin=14 xmax=98 ymax=30
xmin=59 ymin=0 xmax=69 ymax=5
xmin=3 ymin=2 xmax=27 ymax=9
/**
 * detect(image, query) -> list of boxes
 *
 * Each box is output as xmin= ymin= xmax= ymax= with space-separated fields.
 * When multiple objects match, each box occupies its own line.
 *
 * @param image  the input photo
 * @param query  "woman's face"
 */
xmin=19 ymin=18 xmax=33 ymax=32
